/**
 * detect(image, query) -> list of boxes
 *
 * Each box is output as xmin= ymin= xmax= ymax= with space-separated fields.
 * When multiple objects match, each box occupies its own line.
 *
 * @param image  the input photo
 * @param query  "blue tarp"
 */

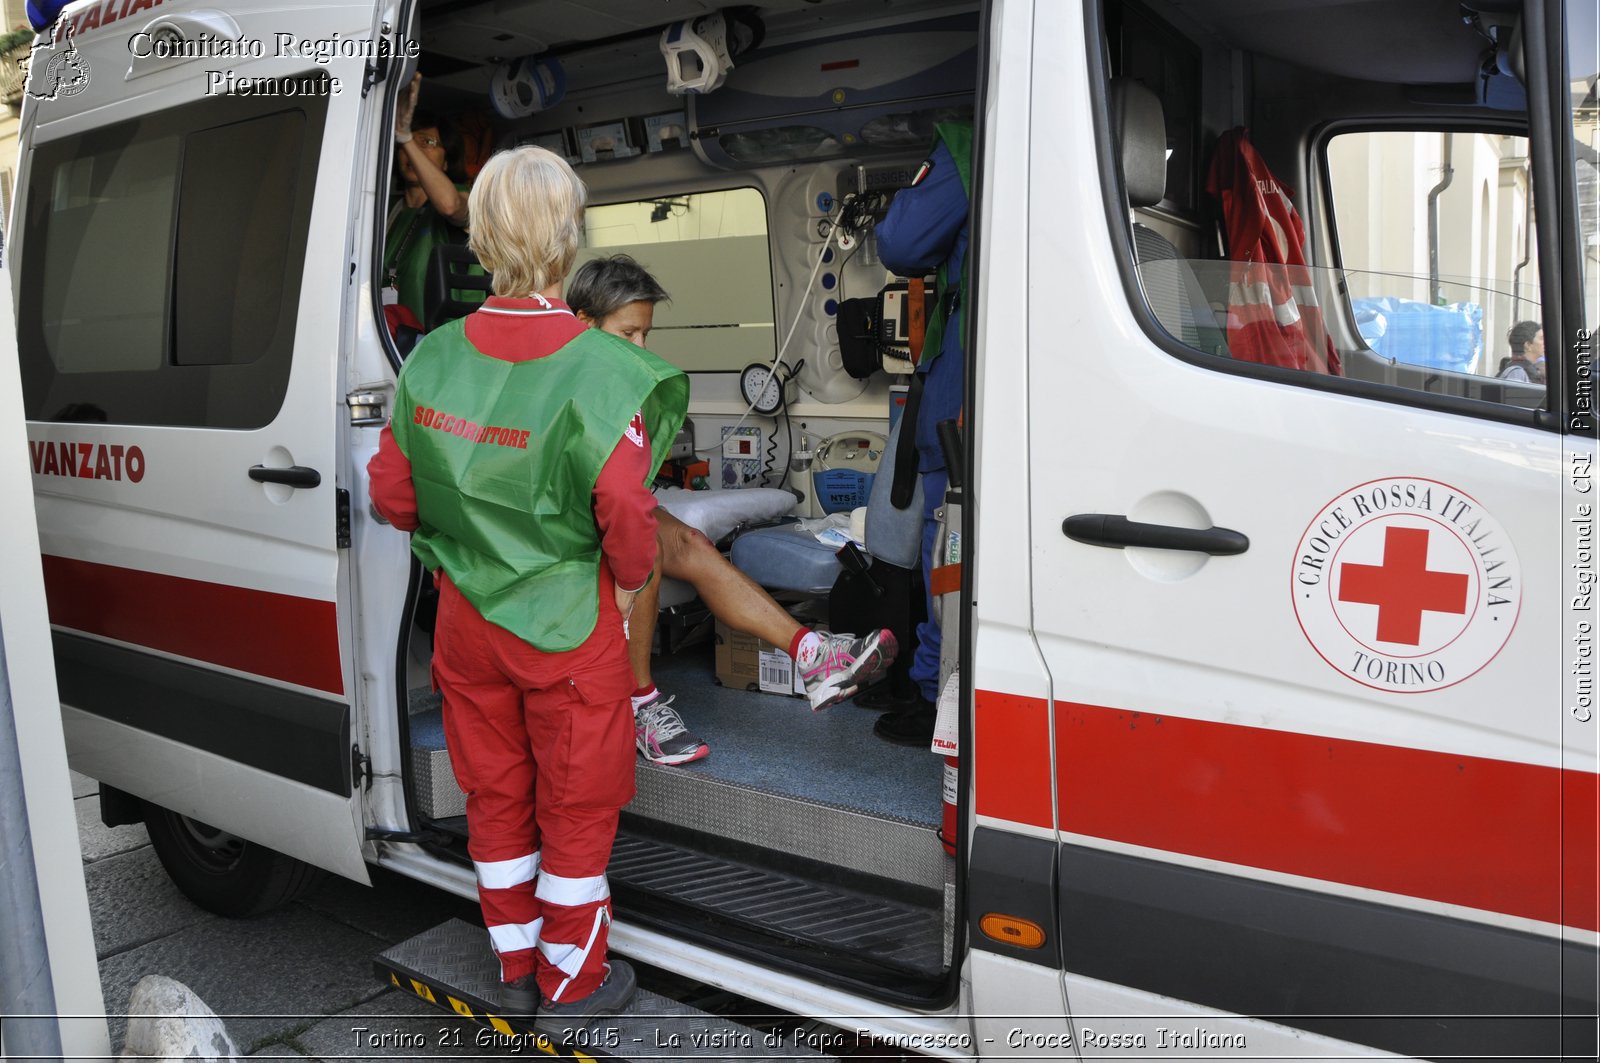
xmin=27 ymin=2 xmax=71 ymax=31
xmin=1352 ymin=296 xmax=1483 ymax=373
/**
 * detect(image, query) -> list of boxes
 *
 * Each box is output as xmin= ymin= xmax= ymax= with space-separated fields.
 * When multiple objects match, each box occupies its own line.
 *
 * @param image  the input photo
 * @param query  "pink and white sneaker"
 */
xmin=800 ymin=629 xmax=898 ymax=711
xmin=634 ymin=695 xmax=709 ymax=765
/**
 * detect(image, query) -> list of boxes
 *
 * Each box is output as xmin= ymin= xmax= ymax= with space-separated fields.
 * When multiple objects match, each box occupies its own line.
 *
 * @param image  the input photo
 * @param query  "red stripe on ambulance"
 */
xmin=974 ymin=689 xmax=1598 ymax=930
xmin=973 ymin=689 xmax=1054 ymax=829
xmin=42 ymin=556 xmax=344 ymax=696
xmin=1048 ymin=698 xmax=1597 ymax=931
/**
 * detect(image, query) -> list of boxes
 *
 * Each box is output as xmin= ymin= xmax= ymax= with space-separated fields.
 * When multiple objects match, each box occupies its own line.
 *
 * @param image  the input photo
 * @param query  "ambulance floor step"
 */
xmin=608 ymin=832 xmax=945 ymax=976
xmin=629 ymin=758 xmax=949 ymax=892
xmin=376 ymin=919 xmax=838 ymax=1061
xmin=412 ymin=742 xmax=951 ymax=892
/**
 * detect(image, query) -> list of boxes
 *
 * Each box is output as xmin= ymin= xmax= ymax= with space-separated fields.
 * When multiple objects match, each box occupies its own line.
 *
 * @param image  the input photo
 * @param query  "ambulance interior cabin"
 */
xmin=382 ymin=0 xmax=1555 ymax=1002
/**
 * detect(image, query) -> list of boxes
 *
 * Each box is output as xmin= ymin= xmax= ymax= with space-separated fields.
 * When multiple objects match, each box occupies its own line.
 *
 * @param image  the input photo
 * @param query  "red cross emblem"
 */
xmin=1337 ymin=526 xmax=1470 ymax=646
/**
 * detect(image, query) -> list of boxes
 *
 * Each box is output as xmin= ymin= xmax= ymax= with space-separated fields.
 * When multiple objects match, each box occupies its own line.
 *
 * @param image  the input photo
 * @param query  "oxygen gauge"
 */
xmin=739 ymin=362 xmax=785 ymax=415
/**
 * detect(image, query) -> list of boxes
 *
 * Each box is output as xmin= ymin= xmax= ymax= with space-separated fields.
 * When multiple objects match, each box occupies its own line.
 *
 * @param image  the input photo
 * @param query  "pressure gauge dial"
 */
xmin=740 ymin=362 xmax=784 ymax=415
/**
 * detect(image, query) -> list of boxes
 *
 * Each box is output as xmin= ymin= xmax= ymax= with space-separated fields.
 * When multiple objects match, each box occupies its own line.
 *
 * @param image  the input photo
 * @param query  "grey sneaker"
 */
xmin=535 ymin=960 xmax=637 ymax=1038
xmin=634 ymin=695 xmax=709 ymax=765
xmin=498 ymin=974 xmax=539 ymax=1019
xmin=800 ymin=629 xmax=899 ymax=710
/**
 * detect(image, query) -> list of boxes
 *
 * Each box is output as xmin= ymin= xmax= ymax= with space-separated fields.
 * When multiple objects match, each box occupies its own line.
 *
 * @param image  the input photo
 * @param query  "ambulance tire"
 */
xmin=142 ymin=802 xmax=323 ymax=918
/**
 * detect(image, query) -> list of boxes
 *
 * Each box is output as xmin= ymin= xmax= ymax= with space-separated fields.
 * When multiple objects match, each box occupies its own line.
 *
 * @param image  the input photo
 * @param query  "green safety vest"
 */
xmin=390 ymin=320 xmax=688 ymax=651
xmin=918 ymin=120 xmax=973 ymax=370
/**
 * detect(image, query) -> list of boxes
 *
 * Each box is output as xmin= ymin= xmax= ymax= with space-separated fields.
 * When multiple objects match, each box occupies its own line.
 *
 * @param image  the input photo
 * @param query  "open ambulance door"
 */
xmin=13 ymin=0 xmax=395 ymax=894
xmin=1003 ymin=0 xmax=1593 ymax=1057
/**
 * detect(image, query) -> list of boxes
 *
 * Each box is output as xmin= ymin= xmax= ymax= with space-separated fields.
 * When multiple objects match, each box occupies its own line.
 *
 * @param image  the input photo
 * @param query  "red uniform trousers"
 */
xmin=432 ymin=568 xmax=636 ymax=1002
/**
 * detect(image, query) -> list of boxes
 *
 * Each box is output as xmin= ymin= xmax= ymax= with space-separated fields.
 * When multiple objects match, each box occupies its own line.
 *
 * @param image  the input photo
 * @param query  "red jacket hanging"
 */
xmin=1205 ymin=127 xmax=1341 ymax=375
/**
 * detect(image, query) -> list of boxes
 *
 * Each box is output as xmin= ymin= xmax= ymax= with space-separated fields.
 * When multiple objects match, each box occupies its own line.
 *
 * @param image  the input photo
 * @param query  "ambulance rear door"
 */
xmin=1006 ymin=0 xmax=1595 ymax=1057
xmin=12 ymin=0 xmax=392 ymax=881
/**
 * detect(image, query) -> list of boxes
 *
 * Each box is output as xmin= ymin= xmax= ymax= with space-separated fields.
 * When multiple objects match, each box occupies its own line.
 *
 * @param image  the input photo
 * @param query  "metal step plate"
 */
xmin=408 ymin=735 xmax=949 ymax=891
xmin=630 ymin=759 xmax=950 ymax=892
xmin=409 ymin=692 xmax=950 ymax=892
xmin=376 ymin=919 xmax=838 ymax=1062
xmin=609 ymin=833 xmax=945 ymax=977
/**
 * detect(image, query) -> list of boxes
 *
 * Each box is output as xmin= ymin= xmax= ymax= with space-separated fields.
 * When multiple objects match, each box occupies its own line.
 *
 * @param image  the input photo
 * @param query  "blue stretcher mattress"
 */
xmin=729 ymin=522 xmax=842 ymax=596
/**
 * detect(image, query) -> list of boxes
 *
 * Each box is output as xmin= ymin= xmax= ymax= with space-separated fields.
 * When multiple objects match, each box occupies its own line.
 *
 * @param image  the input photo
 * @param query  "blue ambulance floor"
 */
xmin=408 ymin=643 xmax=944 ymax=826
xmin=646 ymin=644 xmax=943 ymax=826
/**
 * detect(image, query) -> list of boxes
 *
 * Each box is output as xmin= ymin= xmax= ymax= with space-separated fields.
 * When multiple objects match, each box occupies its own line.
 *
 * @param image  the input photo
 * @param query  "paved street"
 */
xmin=73 ymin=771 xmax=490 ymax=1060
xmin=72 ymin=774 xmax=837 ymax=1063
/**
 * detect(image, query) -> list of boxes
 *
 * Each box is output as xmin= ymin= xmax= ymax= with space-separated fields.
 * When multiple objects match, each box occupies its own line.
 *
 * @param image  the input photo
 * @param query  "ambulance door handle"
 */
xmin=1062 ymin=514 xmax=1249 ymax=556
xmin=249 ymin=465 xmax=322 ymax=489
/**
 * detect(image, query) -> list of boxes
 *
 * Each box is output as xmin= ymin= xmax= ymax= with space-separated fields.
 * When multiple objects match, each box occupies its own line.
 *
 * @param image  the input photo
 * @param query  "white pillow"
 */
xmin=655 ymin=486 xmax=798 ymax=542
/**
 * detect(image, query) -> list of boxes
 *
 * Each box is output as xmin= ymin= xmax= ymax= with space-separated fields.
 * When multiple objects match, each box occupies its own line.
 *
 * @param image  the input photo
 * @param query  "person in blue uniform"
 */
xmin=872 ymin=122 xmax=972 ymax=745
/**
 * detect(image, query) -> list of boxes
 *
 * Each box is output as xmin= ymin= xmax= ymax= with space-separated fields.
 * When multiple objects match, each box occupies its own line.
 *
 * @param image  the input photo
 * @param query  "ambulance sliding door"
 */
xmin=15 ymin=0 xmax=390 ymax=882
xmin=1021 ymin=0 xmax=1595 ymax=1057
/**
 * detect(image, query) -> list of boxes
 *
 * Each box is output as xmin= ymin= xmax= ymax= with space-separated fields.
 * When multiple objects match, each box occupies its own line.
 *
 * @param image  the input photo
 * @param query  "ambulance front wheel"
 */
xmin=143 ymin=802 xmax=323 ymax=917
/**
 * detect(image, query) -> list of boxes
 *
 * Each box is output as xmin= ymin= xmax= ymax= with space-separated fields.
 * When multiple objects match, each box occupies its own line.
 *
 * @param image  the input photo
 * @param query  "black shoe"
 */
xmin=535 ymin=960 xmax=637 ymax=1037
xmin=853 ymin=680 xmax=918 ymax=712
xmin=498 ymin=974 xmax=539 ymax=1019
xmin=873 ymin=699 xmax=936 ymax=745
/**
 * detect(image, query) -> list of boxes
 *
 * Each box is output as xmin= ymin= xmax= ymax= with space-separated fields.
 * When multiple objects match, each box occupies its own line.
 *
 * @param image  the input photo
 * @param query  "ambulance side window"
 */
xmin=1099 ymin=2 xmax=1555 ymax=418
xmin=575 ymin=188 xmax=776 ymax=372
xmin=173 ymin=111 xmax=306 ymax=369
xmin=17 ymin=81 xmax=329 ymax=428
xmin=1566 ymin=0 xmax=1598 ymax=347
xmin=1323 ymin=130 xmax=1544 ymax=407
xmin=36 ymin=137 xmax=179 ymax=376
xmin=1111 ymin=117 xmax=1547 ymax=411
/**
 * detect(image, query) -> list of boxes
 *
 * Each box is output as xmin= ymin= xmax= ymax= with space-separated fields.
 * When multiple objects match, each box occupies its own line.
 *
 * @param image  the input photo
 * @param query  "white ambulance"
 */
xmin=12 ymin=0 xmax=1598 ymax=1057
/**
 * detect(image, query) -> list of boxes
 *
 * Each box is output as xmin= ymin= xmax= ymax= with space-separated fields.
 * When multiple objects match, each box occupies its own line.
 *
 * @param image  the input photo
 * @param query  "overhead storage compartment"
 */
xmin=688 ymin=12 xmax=978 ymax=168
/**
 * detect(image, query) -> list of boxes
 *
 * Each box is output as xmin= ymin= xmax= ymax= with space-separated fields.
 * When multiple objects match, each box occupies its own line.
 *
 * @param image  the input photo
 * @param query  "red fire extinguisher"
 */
xmin=932 ymin=671 xmax=960 ymax=857
xmin=930 ymin=417 xmax=964 ymax=857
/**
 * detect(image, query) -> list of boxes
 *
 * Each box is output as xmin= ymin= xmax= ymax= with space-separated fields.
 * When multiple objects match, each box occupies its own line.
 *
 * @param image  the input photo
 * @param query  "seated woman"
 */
xmin=566 ymin=255 xmax=898 ymax=766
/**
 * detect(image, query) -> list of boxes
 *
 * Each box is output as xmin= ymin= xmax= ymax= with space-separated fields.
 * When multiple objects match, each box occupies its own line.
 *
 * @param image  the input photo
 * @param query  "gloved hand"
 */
xmin=614 ymin=582 xmax=638 ymax=623
xmin=395 ymin=72 xmax=421 ymax=144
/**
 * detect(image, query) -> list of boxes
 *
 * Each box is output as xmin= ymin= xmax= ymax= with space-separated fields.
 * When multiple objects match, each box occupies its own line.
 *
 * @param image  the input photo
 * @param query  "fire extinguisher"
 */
xmin=931 ymin=667 xmax=961 ymax=856
xmin=932 ymin=669 xmax=961 ymax=856
xmin=930 ymin=419 xmax=964 ymax=857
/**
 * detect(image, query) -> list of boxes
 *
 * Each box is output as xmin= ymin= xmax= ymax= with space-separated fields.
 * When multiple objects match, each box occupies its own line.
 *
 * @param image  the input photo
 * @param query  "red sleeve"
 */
xmin=367 ymin=424 xmax=419 ymax=532
xmin=592 ymin=411 xmax=658 ymax=591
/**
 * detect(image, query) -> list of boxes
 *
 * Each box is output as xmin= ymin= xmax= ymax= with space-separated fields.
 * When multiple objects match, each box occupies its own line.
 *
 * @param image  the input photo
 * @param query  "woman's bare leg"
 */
xmin=627 ymin=560 xmax=662 ymax=690
xmin=656 ymin=510 xmax=804 ymax=649
xmin=641 ymin=510 xmax=898 ymax=717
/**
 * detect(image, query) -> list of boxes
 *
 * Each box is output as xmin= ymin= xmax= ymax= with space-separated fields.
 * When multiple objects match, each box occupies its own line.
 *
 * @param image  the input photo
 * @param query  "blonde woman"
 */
xmin=368 ymin=147 xmax=687 ymax=1028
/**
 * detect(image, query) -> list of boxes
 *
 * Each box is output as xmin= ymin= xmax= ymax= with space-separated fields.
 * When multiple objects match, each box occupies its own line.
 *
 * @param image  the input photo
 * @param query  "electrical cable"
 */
xmin=761 ymin=406 xmax=779 ymax=486
xmin=777 ymin=390 xmax=793 ymax=491
xmin=834 ymin=239 xmax=860 ymax=302
xmin=776 ymin=357 xmax=804 ymax=492
xmin=692 ymin=208 xmax=844 ymax=456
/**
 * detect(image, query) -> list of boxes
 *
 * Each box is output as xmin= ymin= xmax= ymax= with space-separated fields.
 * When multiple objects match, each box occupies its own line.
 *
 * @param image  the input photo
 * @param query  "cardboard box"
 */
xmin=713 ymin=620 xmax=805 ymax=697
